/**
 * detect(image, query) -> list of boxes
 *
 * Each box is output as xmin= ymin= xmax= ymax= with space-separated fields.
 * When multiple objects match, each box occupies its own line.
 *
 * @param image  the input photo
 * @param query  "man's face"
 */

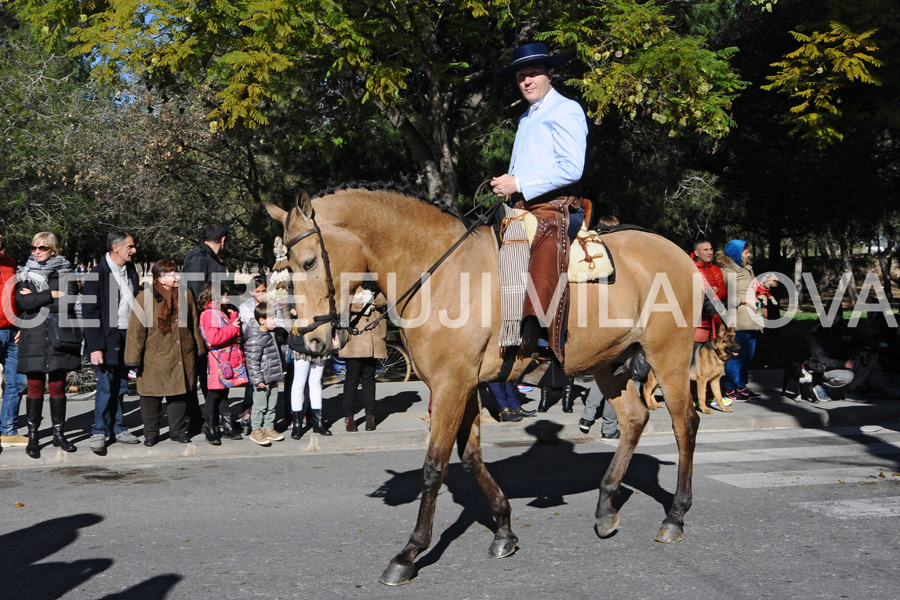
xmin=695 ymin=242 xmax=713 ymax=264
xmin=0 ymin=235 xmax=6 ymax=258
xmin=112 ymin=236 xmax=137 ymax=264
xmin=516 ymin=65 xmax=553 ymax=105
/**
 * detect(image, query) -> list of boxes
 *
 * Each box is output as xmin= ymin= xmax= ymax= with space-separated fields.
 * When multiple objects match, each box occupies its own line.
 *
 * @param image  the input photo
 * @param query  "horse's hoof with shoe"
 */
xmin=379 ymin=561 xmax=415 ymax=586
xmin=594 ymin=513 xmax=620 ymax=538
xmin=488 ymin=534 xmax=518 ymax=558
xmin=655 ymin=522 xmax=684 ymax=543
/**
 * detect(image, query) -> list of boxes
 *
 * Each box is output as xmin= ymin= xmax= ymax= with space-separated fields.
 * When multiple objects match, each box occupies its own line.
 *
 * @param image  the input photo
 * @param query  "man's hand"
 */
xmin=491 ymin=174 xmax=517 ymax=197
xmin=844 ymin=359 xmax=854 ymax=369
xmin=90 ymin=350 xmax=104 ymax=366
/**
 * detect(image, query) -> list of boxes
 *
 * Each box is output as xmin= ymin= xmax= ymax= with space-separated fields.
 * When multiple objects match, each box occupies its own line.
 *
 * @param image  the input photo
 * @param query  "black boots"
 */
xmin=291 ymin=411 xmax=304 ymax=439
xmin=49 ymin=397 xmax=76 ymax=452
xmin=538 ymin=388 xmax=551 ymax=412
xmin=309 ymin=409 xmax=332 ymax=436
xmin=562 ymin=383 xmax=574 ymax=413
xmin=220 ymin=414 xmax=243 ymax=440
xmin=365 ymin=412 xmax=376 ymax=431
xmin=205 ymin=415 xmax=221 ymax=445
xmin=345 ymin=414 xmax=358 ymax=432
xmin=25 ymin=397 xmax=42 ymax=458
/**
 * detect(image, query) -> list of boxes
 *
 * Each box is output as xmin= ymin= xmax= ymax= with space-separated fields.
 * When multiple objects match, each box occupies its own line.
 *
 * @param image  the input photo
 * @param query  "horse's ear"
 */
xmin=263 ymin=201 xmax=288 ymax=225
xmin=295 ymin=190 xmax=313 ymax=219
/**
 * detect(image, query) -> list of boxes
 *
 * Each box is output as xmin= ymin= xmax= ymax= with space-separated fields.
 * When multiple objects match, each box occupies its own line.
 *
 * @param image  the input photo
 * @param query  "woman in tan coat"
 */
xmin=339 ymin=284 xmax=387 ymax=431
xmin=125 ymin=260 xmax=204 ymax=445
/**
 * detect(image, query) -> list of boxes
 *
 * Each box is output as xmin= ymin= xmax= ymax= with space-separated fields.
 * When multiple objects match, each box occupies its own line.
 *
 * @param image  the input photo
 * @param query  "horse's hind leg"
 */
xmin=595 ymin=378 xmax=648 ymax=538
xmin=457 ymin=390 xmax=517 ymax=559
xmin=379 ymin=383 xmax=471 ymax=586
xmin=656 ymin=367 xmax=700 ymax=543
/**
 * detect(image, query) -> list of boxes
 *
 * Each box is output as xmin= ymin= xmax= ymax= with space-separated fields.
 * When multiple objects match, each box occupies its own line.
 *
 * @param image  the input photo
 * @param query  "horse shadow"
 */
xmin=368 ymin=419 xmax=675 ymax=572
xmin=1 ymin=513 xmax=181 ymax=600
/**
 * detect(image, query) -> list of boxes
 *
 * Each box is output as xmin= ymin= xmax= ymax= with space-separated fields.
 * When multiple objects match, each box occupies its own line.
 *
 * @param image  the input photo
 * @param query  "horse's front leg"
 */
xmin=379 ymin=384 xmax=470 ymax=586
xmin=456 ymin=389 xmax=517 ymax=559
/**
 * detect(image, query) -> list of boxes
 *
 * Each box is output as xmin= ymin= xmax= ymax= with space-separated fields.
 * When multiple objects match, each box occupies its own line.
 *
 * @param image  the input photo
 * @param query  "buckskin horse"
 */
xmin=265 ymin=184 xmax=701 ymax=586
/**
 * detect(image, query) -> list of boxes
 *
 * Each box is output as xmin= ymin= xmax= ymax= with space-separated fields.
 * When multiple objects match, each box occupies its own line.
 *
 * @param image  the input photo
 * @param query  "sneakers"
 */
xmin=723 ymin=388 xmax=749 ymax=402
xmin=811 ymin=385 xmax=831 ymax=402
xmin=263 ymin=428 xmax=284 ymax=442
xmin=249 ymin=429 xmax=272 ymax=446
xmin=601 ymin=430 xmax=621 ymax=440
xmin=737 ymin=386 xmax=761 ymax=400
xmin=90 ymin=434 xmax=107 ymax=452
xmin=709 ymin=397 xmax=733 ymax=410
xmin=0 ymin=433 xmax=29 ymax=447
xmin=114 ymin=431 xmax=141 ymax=444
xmin=578 ymin=418 xmax=594 ymax=434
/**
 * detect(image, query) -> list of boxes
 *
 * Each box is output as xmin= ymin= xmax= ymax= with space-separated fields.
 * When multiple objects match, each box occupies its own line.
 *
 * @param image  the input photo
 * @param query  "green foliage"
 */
xmin=542 ymin=0 xmax=748 ymax=138
xmin=762 ymin=21 xmax=883 ymax=147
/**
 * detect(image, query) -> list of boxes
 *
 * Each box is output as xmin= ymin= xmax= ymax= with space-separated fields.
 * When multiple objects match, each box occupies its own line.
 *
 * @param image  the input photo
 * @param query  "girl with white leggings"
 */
xmin=290 ymin=354 xmax=331 ymax=437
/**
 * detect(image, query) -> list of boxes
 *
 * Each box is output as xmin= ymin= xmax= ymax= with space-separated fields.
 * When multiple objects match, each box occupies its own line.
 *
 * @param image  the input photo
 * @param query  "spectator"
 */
xmin=125 ymin=260 xmax=204 ymax=445
xmin=238 ymin=275 xmax=269 ymax=420
xmin=288 ymin=333 xmax=330 ymax=438
xmin=198 ymin=281 xmax=245 ymax=444
xmin=15 ymin=232 xmax=81 ymax=457
xmin=182 ymin=223 xmax=228 ymax=301
xmin=82 ymin=230 xmax=141 ymax=452
xmin=806 ymin=309 xmax=857 ymax=401
xmin=0 ymin=232 xmax=28 ymax=448
xmin=339 ymin=284 xmax=386 ymax=432
xmin=578 ymin=379 xmax=619 ymax=439
xmin=717 ymin=240 xmax=764 ymax=402
xmin=244 ymin=302 xmax=286 ymax=446
xmin=181 ymin=222 xmax=228 ymax=434
xmin=690 ymin=239 xmax=730 ymax=409
xmin=487 ymin=382 xmax=537 ymax=422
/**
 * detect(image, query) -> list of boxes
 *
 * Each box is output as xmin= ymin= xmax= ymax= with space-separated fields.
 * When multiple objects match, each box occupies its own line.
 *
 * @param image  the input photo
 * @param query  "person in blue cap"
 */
xmin=491 ymin=42 xmax=589 ymax=363
xmin=718 ymin=239 xmax=764 ymax=401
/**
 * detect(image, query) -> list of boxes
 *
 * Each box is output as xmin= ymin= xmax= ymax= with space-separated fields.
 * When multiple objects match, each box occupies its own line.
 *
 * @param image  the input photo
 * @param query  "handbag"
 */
xmin=210 ymin=345 xmax=249 ymax=388
xmin=49 ymin=312 xmax=82 ymax=353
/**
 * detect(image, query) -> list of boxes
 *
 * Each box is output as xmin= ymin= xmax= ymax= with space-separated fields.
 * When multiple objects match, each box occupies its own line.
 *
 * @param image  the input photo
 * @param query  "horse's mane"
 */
xmin=312 ymin=181 xmax=471 ymax=226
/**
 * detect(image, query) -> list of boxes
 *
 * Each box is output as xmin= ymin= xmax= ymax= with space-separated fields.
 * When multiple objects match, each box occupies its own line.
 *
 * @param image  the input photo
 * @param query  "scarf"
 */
xmin=153 ymin=281 xmax=178 ymax=335
xmin=19 ymin=255 xmax=73 ymax=291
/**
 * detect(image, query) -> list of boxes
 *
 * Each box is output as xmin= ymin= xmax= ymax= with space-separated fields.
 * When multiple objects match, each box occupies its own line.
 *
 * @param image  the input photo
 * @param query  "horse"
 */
xmin=265 ymin=185 xmax=702 ymax=586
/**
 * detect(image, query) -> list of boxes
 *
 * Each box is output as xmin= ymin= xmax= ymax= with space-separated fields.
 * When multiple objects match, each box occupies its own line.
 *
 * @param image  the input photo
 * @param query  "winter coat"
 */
xmin=0 ymin=255 xmax=17 ymax=330
xmin=124 ymin=287 xmax=204 ymax=397
xmin=338 ymin=292 xmax=387 ymax=359
xmin=81 ymin=255 xmax=140 ymax=365
xmin=199 ymin=305 xmax=242 ymax=390
xmin=15 ymin=264 xmax=81 ymax=374
xmin=716 ymin=245 xmax=763 ymax=333
xmin=244 ymin=325 xmax=284 ymax=386
xmin=691 ymin=251 xmax=726 ymax=342
xmin=182 ymin=242 xmax=227 ymax=301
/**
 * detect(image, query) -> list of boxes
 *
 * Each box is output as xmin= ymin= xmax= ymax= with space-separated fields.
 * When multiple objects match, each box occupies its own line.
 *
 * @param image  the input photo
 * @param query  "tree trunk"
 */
xmin=838 ymin=238 xmax=858 ymax=306
xmin=876 ymin=239 xmax=898 ymax=304
xmin=790 ymin=239 xmax=804 ymax=308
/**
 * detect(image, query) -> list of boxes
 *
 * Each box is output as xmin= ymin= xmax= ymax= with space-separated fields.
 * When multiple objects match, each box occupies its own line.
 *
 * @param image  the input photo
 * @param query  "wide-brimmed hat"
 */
xmin=496 ymin=42 xmax=569 ymax=80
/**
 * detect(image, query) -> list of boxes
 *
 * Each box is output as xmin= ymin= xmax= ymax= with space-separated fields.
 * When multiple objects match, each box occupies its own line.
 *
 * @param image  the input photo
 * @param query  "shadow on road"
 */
xmin=368 ymin=419 xmax=675 ymax=574
xmin=1 ymin=512 xmax=181 ymax=600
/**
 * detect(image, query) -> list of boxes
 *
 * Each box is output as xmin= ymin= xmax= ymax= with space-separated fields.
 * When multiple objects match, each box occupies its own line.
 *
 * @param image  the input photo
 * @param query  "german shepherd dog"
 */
xmin=643 ymin=325 xmax=742 ymax=414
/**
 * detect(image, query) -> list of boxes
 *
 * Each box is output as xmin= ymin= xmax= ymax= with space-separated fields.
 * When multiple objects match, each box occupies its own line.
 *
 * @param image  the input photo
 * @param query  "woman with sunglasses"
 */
xmin=15 ymin=232 xmax=81 ymax=458
xmin=125 ymin=260 xmax=204 ymax=446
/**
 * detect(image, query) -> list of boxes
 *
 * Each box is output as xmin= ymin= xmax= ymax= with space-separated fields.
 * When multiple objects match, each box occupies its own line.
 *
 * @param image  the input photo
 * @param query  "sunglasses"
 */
xmin=32 ymin=245 xmax=52 ymax=252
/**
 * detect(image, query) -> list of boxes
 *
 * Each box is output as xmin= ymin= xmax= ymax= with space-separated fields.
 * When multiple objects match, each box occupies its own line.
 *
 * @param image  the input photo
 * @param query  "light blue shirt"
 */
xmin=508 ymin=88 xmax=588 ymax=201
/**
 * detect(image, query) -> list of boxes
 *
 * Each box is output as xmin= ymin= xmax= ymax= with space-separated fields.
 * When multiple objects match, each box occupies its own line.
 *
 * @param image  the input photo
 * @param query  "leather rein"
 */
xmin=283 ymin=208 xmax=491 ymax=338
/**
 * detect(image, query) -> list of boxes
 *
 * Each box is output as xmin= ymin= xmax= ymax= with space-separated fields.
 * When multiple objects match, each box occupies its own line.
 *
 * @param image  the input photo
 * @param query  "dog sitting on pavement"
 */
xmin=642 ymin=325 xmax=741 ymax=414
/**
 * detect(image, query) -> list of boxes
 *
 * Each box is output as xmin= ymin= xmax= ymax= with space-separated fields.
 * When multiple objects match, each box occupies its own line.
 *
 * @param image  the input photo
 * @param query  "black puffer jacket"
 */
xmin=243 ymin=325 xmax=284 ymax=386
xmin=16 ymin=270 xmax=81 ymax=374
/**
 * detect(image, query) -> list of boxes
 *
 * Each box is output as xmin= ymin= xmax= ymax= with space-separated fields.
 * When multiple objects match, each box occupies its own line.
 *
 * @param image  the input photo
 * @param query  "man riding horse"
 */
xmin=491 ymin=42 xmax=590 ymax=362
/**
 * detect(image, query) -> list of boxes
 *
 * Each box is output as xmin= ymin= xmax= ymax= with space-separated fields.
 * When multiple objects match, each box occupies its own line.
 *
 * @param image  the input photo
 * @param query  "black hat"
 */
xmin=496 ymin=42 xmax=569 ymax=80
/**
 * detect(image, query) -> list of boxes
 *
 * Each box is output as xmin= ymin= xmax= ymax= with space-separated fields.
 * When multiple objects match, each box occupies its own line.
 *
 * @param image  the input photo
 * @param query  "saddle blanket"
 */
xmin=503 ymin=208 xmax=615 ymax=282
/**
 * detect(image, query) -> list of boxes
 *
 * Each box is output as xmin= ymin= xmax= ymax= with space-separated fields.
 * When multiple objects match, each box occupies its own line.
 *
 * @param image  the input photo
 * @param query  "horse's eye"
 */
xmin=302 ymin=258 xmax=317 ymax=272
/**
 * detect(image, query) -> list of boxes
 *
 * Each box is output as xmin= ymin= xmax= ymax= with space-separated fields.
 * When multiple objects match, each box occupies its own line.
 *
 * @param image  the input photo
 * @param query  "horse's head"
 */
xmin=264 ymin=191 xmax=350 ymax=356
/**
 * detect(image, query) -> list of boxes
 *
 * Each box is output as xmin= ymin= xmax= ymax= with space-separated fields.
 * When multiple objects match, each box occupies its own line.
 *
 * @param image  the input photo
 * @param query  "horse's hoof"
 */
xmin=594 ymin=513 xmax=620 ymax=538
xmin=488 ymin=535 xmax=518 ymax=559
xmin=379 ymin=561 xmax=414 ymax=586
xmin=655 ymin=523 xmax=684 ymax=543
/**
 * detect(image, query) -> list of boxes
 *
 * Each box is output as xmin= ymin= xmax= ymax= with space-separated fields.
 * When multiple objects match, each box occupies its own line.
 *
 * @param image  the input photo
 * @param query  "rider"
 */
xmin=491 ymin=42 xmax=588 ymax=362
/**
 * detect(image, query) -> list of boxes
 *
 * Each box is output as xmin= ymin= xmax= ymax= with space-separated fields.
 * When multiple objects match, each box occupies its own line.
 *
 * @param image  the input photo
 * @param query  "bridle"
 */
xmin=283 ymin=206 xmax=493 ymax=339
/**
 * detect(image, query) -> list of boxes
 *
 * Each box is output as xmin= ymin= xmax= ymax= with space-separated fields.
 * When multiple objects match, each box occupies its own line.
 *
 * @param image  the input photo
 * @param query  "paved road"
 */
xmin=3 ymin=421 xmax=900 ymax=599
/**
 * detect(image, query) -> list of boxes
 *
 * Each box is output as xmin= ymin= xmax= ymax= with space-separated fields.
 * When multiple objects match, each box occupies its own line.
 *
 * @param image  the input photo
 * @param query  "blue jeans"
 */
xmin=0 ymin=329 xmax=27 ymax=435
xmin=724 ymin=330 xmax=758 ymax=391
xmin=92 ymin=363 xmax=130 ymax=436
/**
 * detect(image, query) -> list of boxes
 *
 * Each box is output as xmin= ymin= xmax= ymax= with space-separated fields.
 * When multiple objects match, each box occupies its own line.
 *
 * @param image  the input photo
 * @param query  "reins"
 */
xmin=284 ymin=206 xmax=493 ymax=338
